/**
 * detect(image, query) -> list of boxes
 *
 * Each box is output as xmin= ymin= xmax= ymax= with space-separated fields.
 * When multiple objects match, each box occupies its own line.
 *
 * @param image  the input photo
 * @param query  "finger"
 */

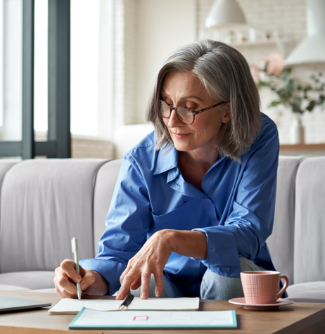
xmin=140 ymin=271 xmax=151 ymax=299
xmin=154 ymin=271 xmax=164 ymax=297
xmin=81 ymin=286 xmax=91 ymax=296
xmin=80 ymin=270 xmax=96 ymax=291
xmin=60 ymin=287 xmax=77 ymax=299
xmin=130 ymin=275 xmax=142 ymax=290
xmin=116 ymin=286 xmax=131 ymax=300
xmin=61 ymin=259 xmax=82 ymax=283
xmin=60 ymin=272 xmax=78 ymax=295
xmin=56 ymin=279 xmax=76 ymax=299
xmin=54 ymin=268 xmax=78 ymax=298
xmin=120 ymin=264 xmax=132 ymax=284
xmin=56 ymin=269 xmax=78 ymax=295
xmin=55 ymin=284 xmax=64 ymax=298
xmin=117 ymin=269 xmax=139 ymax=300
xmin=78 ymin=264 xmax=87 ymax=277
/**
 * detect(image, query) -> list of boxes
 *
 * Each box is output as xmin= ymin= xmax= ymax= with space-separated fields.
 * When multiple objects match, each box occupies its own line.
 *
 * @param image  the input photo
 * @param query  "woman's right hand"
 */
xmin=54 ymin=259 xmax=108 ymax=298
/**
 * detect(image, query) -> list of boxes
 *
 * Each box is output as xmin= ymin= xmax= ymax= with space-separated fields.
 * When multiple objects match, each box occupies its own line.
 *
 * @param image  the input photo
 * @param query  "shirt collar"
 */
xmin=153 ymin=144 xmax=178 ymax=176
xmin=153 ymin=143 xmax=227 ymax=178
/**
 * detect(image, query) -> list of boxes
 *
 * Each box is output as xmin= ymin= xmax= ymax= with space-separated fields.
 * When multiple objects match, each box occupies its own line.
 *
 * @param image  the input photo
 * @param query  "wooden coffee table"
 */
xmin=0 ymin=291 xmax=324 ymax=333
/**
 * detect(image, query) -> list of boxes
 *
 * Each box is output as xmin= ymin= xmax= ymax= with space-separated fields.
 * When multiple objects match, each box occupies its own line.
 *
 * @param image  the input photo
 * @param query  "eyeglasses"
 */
xmin=159 ymin=100 xmax=227 ymax=125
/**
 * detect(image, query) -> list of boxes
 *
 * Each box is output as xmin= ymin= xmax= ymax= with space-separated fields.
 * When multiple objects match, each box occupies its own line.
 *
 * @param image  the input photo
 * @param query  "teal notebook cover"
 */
xmin=69 ymin=308 xmax=237 ymax=329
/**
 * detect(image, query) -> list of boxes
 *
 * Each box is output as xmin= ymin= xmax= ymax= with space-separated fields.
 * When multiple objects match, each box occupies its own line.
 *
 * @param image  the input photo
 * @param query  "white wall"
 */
xmin=113 ymin=0 xmax=138 ymax=128
xmin=134 ymin=0 xmax=197 ymax=123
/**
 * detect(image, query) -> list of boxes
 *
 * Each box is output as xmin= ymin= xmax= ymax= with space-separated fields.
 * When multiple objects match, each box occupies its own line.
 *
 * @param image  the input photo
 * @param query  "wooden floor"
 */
xmin=0 ymin=291 xmax=324 ymax=334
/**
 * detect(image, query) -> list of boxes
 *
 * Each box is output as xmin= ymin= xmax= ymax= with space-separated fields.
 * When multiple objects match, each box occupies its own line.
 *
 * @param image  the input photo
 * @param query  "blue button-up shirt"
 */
xmin=81 ymin=113 xmax=279 ymax=297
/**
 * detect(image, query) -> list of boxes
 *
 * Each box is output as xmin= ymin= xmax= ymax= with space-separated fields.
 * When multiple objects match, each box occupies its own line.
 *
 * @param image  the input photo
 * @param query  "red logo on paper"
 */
xmin=133 ymin=315 xmax=149 ymax=321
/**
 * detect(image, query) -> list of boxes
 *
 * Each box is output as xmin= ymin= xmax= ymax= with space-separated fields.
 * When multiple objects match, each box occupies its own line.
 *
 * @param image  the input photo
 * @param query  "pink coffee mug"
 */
xmin=240 ymin=271 xmax=289 ymax=304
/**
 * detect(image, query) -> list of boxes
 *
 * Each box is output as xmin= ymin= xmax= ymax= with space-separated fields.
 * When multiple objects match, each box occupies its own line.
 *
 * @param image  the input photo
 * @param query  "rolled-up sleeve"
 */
xmin=194 ymin=120 xmax=279 ymax=277
xmin=80 ymin=154 xmax=152 ymax=295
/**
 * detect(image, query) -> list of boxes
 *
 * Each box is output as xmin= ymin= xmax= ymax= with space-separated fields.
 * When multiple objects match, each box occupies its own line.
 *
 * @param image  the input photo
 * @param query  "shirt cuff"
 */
xmin=80 ymin=258 xmax=126 ymax=296
xmin=192 ymin=226 xmax=241 ymax=278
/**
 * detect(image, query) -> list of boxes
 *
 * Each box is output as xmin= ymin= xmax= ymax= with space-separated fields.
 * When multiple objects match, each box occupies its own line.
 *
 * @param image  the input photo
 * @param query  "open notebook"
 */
xmin=49 ymin=297 xmax=200 ymax=315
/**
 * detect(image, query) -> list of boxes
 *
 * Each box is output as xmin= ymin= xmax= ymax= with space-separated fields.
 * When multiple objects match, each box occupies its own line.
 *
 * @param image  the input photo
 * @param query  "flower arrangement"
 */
xmin=252 ymin=53 xmax=325 ymax=114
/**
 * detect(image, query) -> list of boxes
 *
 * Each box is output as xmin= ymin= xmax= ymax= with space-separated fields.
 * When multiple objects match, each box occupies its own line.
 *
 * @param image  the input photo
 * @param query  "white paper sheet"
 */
xmin=49 ymin=298 xmax=121 ymax=314
xmin=49 ymin=297 xmax=199 ymax=315
xmin=128 ymin=297 xmax=199 ymax=311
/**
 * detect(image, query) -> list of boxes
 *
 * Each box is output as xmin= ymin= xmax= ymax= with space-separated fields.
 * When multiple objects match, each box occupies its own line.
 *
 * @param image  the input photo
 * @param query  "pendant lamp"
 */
xmin=205 ymin=0 xmax=247 ymax=29
xmin=285 ymin=0 xmax=325 ymax=65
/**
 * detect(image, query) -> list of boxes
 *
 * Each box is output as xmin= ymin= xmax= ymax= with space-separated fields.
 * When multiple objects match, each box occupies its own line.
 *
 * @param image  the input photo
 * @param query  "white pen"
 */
xmin=71 ymin=237 xmax=82 ymax=300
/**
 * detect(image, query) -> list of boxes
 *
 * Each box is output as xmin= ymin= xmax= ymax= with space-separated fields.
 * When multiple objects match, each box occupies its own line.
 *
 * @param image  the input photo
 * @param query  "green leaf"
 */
xmin=262 ymin=63 xmax=268 ymax=73
xmin=291 ymin=102 xmax=302 ymax=113
xmin=304 ymin=85 xmax=312 ymax=92
xmin=283 ymin=67 xmax=292 ymax=74
xmin=268 ymin=100 xmax=282 ymax=108
xmin=294 ymin=96 xmax=302 ymax=107
xmin=306 ymin=100 xmax=315 ymax=111
xmin=316 ymin=95 xmax=325 ymax=105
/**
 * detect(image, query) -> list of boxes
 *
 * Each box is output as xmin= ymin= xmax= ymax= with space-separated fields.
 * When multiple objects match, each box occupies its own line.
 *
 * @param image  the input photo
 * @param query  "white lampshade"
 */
xmin=205 ymin=0 xmax=247 ymax=29
xmin=285 ymin=35 xmax=325 ymax=65
xmin=285 ymin=0 xmax=325 ymax=65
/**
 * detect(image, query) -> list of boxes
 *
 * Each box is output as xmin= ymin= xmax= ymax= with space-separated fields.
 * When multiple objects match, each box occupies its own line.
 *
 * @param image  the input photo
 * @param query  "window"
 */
xmin=71 ymin=0 xmax=113 ymax=138
xmin=0 ymin=0 xmax=23 ymax=142
xmin=0 ymin=0 xmax=114 ymax=158
xmin=33 ymin=0 xmax=114 ymax=139
xmin=34 ymin=0 xmax=48 ymax=140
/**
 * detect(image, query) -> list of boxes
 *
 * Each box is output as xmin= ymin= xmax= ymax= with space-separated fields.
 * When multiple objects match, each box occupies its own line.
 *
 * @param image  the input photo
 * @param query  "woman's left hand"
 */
xmin=116 ymin=229 xmax=174 ymax=300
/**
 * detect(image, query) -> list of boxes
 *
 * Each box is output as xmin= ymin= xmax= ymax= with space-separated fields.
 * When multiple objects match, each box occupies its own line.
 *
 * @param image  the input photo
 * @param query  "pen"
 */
xmin=71 ymin=237 xmax=82 ymax=300
xmin=119 ymin=294 xmax=134 ymax=311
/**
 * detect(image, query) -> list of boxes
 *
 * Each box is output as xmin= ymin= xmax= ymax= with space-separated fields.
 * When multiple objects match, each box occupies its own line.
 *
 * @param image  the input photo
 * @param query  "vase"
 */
xmin=290 ymin=114 xmax=304 ymax=144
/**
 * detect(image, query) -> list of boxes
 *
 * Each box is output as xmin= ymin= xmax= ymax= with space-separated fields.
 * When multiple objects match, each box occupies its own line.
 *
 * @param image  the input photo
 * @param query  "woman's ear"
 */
xmin=222 ymin=102 xmax=231 ymax=124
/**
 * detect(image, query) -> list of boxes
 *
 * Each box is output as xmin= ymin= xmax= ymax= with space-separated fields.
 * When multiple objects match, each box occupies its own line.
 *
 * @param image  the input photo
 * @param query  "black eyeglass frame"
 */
xmin=159 ymin=100 xmax=227 ymax=125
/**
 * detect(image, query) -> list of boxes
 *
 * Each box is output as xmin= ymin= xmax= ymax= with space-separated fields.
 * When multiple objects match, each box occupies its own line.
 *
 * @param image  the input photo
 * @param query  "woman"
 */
xmin=54 ymin=40 xmax=279 ymax=300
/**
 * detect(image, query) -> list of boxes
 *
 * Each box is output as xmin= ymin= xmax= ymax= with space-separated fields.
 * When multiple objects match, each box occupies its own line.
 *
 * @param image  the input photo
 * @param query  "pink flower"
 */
xmin=264 ymin=52 xmax=284 ymax=76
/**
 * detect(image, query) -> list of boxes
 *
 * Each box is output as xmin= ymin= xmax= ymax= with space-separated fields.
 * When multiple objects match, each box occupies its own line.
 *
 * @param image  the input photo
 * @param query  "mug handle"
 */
xmin=276 ymin=275 xmax=289 ymax=300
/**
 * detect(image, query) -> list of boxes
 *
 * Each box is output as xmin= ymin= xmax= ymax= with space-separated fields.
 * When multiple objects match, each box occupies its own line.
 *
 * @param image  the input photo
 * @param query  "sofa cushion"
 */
xmin=267 ymin=156 xmax=304 ymax=285
xmin=0 ymin=285 xmax=30 ymax=291
xmin=294 ymin=158 xmax=325 ymax=284
xmin=0 ymin=159 xmax=108 ymax=273
xmin=0 ymin=271 xmax=55 ymax=290
xmin=0 ymin=160 xmax=19 ymax=216
xmin=287 ymin=281 xmax=325 ymax=303
xmin=0 ymin=160 xmax=18 ymax=187
xmin=32 ymin=288 xmax=56 ymax=293
xmin=93 ymin=159 xmax=123 ymax=256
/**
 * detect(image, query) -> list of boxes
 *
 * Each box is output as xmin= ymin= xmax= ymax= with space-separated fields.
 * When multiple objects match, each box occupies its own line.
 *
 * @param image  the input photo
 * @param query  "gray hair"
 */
xmin=145 ymin=39 xmax=262 ymax=162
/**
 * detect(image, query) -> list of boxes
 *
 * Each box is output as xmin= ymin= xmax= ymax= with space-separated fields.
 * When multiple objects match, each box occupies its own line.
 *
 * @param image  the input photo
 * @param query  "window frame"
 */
xmin=0 ymin=0 xmax=71 ymax=159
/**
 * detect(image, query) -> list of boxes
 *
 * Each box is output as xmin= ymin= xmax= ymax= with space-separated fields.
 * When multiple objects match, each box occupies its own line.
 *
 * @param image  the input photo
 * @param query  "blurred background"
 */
xmin=0 ymin=0 xmax=324 ymax=160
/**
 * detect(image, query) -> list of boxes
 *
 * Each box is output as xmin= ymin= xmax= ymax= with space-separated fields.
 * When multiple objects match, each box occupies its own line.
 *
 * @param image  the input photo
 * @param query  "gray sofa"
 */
xmin=0 ymin=157 xmax=324 ymax=302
